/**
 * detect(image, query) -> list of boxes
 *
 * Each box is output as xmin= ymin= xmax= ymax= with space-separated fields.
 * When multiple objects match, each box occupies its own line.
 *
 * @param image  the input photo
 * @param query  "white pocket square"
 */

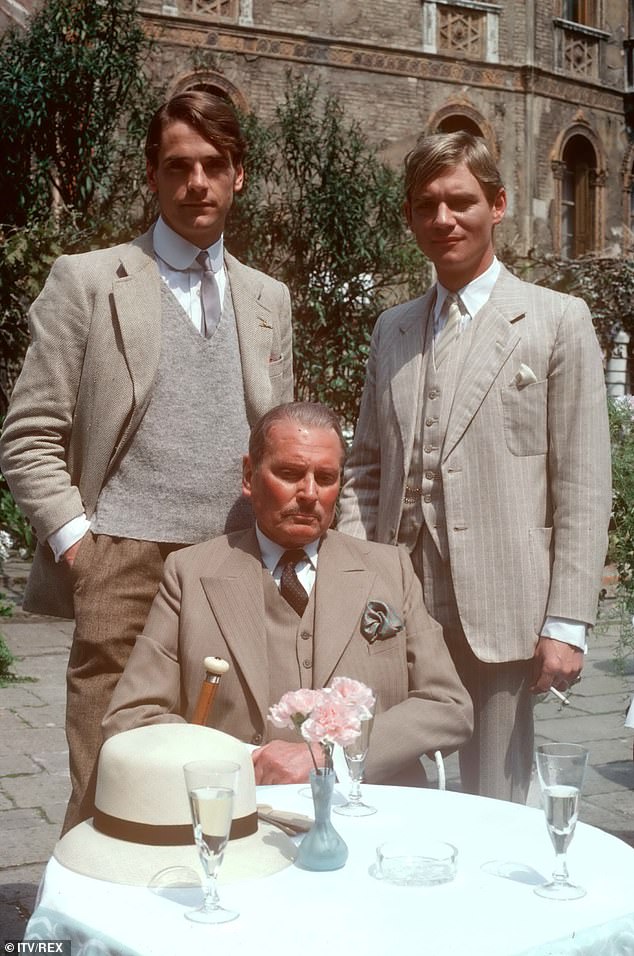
xmin=513 ymin=363 xmax=538 ymax=389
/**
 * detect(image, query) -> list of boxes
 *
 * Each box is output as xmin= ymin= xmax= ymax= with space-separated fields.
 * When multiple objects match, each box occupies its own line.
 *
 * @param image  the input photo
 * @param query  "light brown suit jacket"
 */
xmin=103 ymin=529 xmax=473 ymax=784
xmin=338 ymin=265 xmax=611 ymax=662
xmin=0 ymin=228 xmax=293 ymax=618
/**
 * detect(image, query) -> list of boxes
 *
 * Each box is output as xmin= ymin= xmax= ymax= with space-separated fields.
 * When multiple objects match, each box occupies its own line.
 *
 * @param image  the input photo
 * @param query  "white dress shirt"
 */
xmin=255 ymin=525 xmax=319 ymax=596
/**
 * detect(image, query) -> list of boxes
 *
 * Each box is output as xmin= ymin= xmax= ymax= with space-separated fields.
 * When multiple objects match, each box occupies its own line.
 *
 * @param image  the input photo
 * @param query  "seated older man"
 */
xmin=103 ymin=402 xmax=473 ymax=785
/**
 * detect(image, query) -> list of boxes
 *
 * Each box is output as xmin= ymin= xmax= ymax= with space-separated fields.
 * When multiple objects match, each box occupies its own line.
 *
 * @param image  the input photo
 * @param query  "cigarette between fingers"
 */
xmin=549 ymin=686 xmax=570 ymax=705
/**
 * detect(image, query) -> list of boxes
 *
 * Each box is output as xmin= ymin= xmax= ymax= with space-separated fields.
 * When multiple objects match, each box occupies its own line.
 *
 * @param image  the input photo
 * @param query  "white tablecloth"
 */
xmin=26 ymin=785 xmax=634 ymax=956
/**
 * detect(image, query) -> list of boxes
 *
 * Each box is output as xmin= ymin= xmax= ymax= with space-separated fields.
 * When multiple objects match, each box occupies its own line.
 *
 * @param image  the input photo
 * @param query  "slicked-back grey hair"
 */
xmin=248 ymin=402 xmax=347 ymax=470
xmin=404 ymin=131 xmax=504 ymax=204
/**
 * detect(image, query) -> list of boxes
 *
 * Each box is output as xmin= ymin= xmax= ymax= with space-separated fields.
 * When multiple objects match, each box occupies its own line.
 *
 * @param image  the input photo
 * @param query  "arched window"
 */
xmin=436 ymin=115 xmax=483 ymax=137
xmin=559 ymin=135 xmax=598 ymax=257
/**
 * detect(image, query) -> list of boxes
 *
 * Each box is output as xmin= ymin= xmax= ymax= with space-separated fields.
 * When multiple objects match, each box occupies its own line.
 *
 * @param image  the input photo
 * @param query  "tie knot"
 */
xmin=278 ymin=548 xmax=308 ymax=571
xmin=195 ymin=250 xmax=212 ymax=273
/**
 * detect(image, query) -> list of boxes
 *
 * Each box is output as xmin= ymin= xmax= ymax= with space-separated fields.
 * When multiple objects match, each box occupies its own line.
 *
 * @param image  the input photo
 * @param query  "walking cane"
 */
xmin=191 ymin=656 xmax=230 ymax=726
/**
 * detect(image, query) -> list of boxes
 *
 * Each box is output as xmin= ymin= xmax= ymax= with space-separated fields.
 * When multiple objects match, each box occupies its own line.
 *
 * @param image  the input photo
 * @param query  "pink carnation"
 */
xmin=301 ymin=691 xmax=362 ymax=748
xmin=268 ymin=688 xmax=322 ymax=730
xmin=330 ymin=677 xmax=375 ymax=718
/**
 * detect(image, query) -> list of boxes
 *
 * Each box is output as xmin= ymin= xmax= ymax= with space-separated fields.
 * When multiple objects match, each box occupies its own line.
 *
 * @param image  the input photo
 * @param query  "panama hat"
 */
xmin=54 ymin=724 xmax=296 ymax=886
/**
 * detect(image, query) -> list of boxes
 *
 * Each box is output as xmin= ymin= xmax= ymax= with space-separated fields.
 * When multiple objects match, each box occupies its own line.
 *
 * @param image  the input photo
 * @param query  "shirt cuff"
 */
xmin=48 ymin=515 xmax=91 ymax=562
xmin=540 ymin=616 xmax=587 ymax=652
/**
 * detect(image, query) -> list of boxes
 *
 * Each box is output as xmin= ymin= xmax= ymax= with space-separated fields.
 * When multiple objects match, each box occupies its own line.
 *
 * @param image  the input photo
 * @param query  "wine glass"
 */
xmin=534 ymin=743 xmax=589 ymax=900
xmin=334 ymin=704 xmax=376 ymax=817
xmin=183 ymin=759 xmax=240 ymax=923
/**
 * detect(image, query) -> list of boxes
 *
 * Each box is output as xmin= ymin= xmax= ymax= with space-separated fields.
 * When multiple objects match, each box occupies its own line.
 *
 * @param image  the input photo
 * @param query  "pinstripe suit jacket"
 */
xmin=102 ymin=528 xmax=473 ymax=784
xmin=338 ymin=265 xmax=611 ymax=663
xmin=0 ymin=227 xmax=293 ymax=619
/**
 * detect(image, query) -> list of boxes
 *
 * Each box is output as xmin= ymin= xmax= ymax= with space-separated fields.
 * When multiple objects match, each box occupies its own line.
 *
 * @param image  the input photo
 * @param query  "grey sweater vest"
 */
xmin=93 ymin=281 xmax=252 ymax=543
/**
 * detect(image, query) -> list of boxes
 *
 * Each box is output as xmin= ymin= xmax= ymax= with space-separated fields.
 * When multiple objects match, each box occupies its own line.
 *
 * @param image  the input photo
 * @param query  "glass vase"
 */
xmin=295 ymin=768 xmax=348 ymax=871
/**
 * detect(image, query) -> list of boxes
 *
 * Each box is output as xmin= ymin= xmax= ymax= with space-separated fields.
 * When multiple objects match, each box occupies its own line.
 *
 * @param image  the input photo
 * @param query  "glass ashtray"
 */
xmin=370 ymin=840 xmax=458 ymax=886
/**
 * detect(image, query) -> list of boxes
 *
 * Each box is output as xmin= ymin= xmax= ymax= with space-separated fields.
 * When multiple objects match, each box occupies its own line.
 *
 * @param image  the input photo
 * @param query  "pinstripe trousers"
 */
xmin=412 ymin=525 xmax=534 ymax=803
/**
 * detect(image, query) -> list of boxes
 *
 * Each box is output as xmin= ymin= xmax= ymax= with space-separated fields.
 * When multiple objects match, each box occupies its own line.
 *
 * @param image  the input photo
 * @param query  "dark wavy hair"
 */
xmin=145 ymin=90 xmax=246 ymax=170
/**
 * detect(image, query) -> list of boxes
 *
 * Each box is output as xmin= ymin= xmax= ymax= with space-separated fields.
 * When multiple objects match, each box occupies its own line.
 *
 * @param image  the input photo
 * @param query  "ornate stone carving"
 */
xmin=438 ymin=6 xmax=485 ymax=58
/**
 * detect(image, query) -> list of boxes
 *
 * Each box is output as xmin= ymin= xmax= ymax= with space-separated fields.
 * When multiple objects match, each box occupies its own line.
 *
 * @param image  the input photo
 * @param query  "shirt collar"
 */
xmin=255 ymin=524 xmax=320 ymax=574
xmin=153 ymin=215 xmax=225 ymax=272
xmin=434 ymin=256 xmax=500 ymax=321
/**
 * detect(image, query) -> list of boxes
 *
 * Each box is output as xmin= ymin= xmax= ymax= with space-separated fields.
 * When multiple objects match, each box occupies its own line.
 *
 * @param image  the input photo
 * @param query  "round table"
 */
xmin=25 ymin=785 xmax=634 ymax=956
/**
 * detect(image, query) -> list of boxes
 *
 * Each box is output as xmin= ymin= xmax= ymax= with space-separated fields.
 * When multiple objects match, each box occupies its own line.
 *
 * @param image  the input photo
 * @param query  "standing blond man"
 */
xmin=338 ymin=131 xmax=610 ymax=802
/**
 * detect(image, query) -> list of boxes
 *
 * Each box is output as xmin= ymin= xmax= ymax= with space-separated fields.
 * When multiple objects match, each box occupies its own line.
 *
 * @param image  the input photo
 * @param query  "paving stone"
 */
xmin=1 ymin=773 xmax=70 ymax=811
xmin=0 ymin=686 xmax=48 ymax=708
xmin=17 ymin=705 xmax=66 ymax=729
xmin=0 ymin=791 xmax=14 ymax=811
xmin=40 ymin=799 xmax=68 ymax=827
xmin=0 ymin=726 xmax=67 ymax=757
xmin=2 ymin=823 xmax=60 ymax=868
xmin=0 ymin=807 xmax=46 ymax=831
xmin=0 ymin=755 xmax=41 ymax=777
xmin=32 ymin=752 xmax=69 ymax=776
xmin=0 ymin=863 xmax=44 ymax=903
xmin=0 ymin=864 xmax=46 ymax=942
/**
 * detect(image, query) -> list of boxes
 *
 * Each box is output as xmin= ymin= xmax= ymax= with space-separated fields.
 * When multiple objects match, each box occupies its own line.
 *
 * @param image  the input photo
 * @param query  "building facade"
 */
xmin=131 ymin=0 xmax=634 ymax=265
xmin=2 ymin=0 xmax=633 ymax=385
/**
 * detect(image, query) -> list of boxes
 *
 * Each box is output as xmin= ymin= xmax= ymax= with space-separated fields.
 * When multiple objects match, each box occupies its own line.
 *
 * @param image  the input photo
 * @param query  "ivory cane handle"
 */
xmin=190 ymin=657 xmax=230 ymax=725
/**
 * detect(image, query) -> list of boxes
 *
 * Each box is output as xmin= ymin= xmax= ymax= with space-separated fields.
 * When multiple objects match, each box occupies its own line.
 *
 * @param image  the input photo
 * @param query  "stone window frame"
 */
xmin=169 ymin=70 xmax=249 ymax=113
xmin=550 ymin=123 xmax=606 ymax=258
xmin=159 ymin=0 xmax=253 ymax=23
xmin=553 ymin=0 xmax=610 ymax=80
xmin=428 ymin=102 xmax=498 ymax=158
xmin=422 ymin=0 xmax=502 ymax=63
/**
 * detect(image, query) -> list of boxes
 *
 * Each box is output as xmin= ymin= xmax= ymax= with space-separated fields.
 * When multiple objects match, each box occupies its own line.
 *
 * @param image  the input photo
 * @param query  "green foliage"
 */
xmin=604 ymin=396 xmax=634 ymax=664
xmin=500 ymin=250 xmax=634 ymax=357
xmin=227 ymin=76 xmax=427 ymax=425
xmin=0 ymin=0 xmax=162 ymax=409
xmin=0 ymin=0 xmax=158 ymax=221
xmin=0 ymin=480 xmax=34 ymax=559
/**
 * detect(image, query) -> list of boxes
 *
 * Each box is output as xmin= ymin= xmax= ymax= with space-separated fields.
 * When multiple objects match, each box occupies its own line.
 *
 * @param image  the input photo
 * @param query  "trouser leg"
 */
xmin=446 ymin=634 xmax=534 ymax=803
xmin=62 ymin=534 xmax=177 ymax=834
xmin=412 ymin=525 xmax=534 ymax=803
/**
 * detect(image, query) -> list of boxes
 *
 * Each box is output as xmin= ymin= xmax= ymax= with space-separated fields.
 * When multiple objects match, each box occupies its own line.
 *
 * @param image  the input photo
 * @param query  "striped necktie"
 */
xmin=435 ymin=294 xmax=462 ymax=367
xmin=195 ymin=250 xmax=221 ymax=338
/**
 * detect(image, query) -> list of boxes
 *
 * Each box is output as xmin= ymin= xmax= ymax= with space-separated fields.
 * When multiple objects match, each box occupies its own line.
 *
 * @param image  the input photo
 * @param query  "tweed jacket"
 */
xmin=338 ymin=265 xmax=611 ymax=663
xmin=103 ymin=529 xmax=473 ymax=784
xmin=0 ymin=228 xmax=293 ymax=618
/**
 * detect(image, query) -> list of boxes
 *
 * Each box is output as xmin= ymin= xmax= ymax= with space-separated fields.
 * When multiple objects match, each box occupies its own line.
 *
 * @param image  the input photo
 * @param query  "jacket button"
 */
xmin=302 ymin=659 xmax=312 ymax=669
xmin=300 ymin=630 xmax=311 ymax=640
xmin=252 ymin=733 xmax=263 ymax=745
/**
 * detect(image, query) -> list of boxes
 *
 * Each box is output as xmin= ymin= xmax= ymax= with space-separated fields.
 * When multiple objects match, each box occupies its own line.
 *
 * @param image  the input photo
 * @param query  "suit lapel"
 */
xmin=312 ymin=533 xmax=376 ymax=688
xmin=200 ymin=530 xmax=270 ymax=728
xmin=226 ymin=252 xmax=273 ymax=425
xmin=110 ymin=228 xmax=162 ymax=445
xmin=443 ymin=268 xmax=524 ymax=459
xmin=390 ymin=290 xmax=434 ymax=473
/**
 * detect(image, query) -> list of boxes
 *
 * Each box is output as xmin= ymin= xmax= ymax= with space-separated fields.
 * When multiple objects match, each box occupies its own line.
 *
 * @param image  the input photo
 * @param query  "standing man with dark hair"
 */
xmin=338 ymin=131 xmax=611 ymax=803
xmin=0 ymin=90 xmax=293 ymax=831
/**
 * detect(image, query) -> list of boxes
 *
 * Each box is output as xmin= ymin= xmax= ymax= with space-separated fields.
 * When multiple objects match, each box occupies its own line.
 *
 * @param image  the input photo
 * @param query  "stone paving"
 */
xmin=0 ymin=563 xmax=633 ymax=942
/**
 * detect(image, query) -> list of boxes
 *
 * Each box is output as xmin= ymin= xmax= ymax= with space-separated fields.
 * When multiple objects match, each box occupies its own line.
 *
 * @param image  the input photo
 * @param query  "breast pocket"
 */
xmin=268 ymin=355 xmax=284 ymax=381
xmin=500 ymin=380 xmax=548 ymax=456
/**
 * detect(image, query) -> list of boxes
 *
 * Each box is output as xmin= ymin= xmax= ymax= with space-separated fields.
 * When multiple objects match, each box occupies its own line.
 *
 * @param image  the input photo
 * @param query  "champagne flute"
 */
xmin=534 ymin=743 xmax=589 ymax=900
xmin=183 ymin=760 xmax=240 ymax=923
xmin=334 ymin=704 xmax=376 ymax=817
